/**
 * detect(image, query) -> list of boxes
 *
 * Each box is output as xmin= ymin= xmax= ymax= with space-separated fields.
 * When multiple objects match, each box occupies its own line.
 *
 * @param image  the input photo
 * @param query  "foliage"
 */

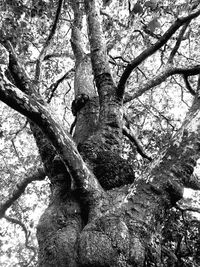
xmin=0 ymin=0 xmax=200 ymax=266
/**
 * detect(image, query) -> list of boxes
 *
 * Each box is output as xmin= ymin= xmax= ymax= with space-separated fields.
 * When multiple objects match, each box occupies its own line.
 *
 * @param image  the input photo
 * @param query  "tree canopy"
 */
xmin=0 ymin=0 xmax=200 ymax=266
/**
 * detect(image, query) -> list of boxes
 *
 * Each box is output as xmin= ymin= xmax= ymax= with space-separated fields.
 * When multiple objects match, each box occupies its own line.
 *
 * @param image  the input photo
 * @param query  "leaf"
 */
xmin=132 ymin=3 xmax=143 ymax=14
xmin=103 ymin=0 xmax=112 ymax=6
xmin=147 ymin=18 xmax=161 ymax=32
xmin=20 ymin=21 xmax=27 ymax=28
xmin=144 ymin=0 xmax=158 ymax=10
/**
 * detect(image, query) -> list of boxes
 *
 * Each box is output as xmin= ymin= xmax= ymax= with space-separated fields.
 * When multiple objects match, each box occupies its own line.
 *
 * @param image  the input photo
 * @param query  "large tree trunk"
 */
xmin=1 ymin=1 xmax=200 ymax=266
xmin=35 ymin=1 xmax=200 ymax=265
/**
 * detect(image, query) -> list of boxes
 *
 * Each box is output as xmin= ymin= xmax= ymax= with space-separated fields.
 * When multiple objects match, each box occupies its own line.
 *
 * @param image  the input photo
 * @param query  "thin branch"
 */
xmin=143 ymin=25 xmax=200 ymax=65
xmin=123 ymin=126 xmax=152 ymax=161
xmin=47 ymin=68 xmax=74 ymax=103
xmin=11 ymin=139 xmax=25 ymax=167
xmin=4 ymin=215 xmax=37 ymax=266
xmin=0 ymin=168 xmax=46 ymax=218
xmin=124 ymin=64 xmax=200 ymax=102
xmin=168 ymin=22 xmax=190 ymax=63
xmin=44 ymin=52 xmax=74 ymax=61
xmin=109 ymin=56 xmax=130 ymax=64
xmin=183 ymin=75 xmax=196 ymax=96
xmin=35 ymin=0 xmax=64 ymax=82
xmin=137 ymin=99 xmax=175 ymax=130
xmin=117 ymin=8 xmax=200 ymax=98
xmin=10 ymin=120 xmax=28 ymax=138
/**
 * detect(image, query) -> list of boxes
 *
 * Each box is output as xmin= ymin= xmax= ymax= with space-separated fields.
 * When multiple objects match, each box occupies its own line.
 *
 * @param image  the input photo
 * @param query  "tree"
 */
xmin=0 ymin=0 xmax=200 ymax=266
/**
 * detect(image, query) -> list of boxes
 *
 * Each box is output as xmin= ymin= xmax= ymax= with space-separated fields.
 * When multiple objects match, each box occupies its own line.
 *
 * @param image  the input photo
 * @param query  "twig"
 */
xmin=11 ymin=139 xmax=25 ymax=168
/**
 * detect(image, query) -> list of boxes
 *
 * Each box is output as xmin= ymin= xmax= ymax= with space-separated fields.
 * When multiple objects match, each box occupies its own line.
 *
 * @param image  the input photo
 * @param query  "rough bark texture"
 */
xmin=1 ymin=1 xmax=200 ymax=267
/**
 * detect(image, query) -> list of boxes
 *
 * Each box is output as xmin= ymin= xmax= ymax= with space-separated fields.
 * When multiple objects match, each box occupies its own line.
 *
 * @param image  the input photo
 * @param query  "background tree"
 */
xmin=0 ymin=0 xmax=200 ymax=266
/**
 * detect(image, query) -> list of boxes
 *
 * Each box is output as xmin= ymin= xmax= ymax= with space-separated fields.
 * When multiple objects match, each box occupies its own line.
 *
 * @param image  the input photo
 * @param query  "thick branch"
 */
xmin=0 ymin=71 xmax=105 ymax=205
xmin=70 ymin=0 xmax=85 ymax=61
xmin=145 ymin=95 xmax=200 ymax=204
xmin=84 ymin=0 xmax=113 ymax=92
xmin=84 ymin=0 xmax=123 ymax=129
xmin=117 ymin=8 xmax=200 ymax=98
xmin=2 ymin=41 xmax=39 ymax=97
xmin=0 ymin=168 xmax=45 ymax=219
xmin=183 ymin=173 xmax=200 ymax=190
xmin=124 ymin=65 xmax=200 ymax=102
xmin=3 ymin=41 xmax=62 ymax=182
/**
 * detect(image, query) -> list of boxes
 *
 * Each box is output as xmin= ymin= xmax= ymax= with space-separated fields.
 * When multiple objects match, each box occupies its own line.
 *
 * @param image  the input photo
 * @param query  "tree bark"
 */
xmin=1 ymin=1 xmax=200 ymax=266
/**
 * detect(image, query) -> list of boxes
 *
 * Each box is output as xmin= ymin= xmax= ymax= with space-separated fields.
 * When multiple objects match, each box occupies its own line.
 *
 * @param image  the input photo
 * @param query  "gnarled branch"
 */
xmin=0 ymin=70 xmax=104 ymax=206
xmin=117 ymin=8 xmax=200 ymax=98
xmin=124 ymin=65 xmax=200 ymax=102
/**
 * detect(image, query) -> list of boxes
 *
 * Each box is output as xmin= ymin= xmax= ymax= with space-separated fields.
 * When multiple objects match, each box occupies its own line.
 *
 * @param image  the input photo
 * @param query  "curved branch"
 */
xmin=124 ymin=65 xmax=200 ymax=102
xmin=117 ymin=8 xmax=200 ymax=98
xmin=0 ymin=70 xmax=105 ymax=206
xmin=183 ymin=75 xmax=196 ymax=96
xmin=47 ymin=68 xmax=74 ymax=103
xmin=123 ymin=126 xmax=152 ymax=161
xmin=0 ymin=168 xmax=45 ymax=218
xmin=44 ymin=52 xmax=74 ymax=61
xmin=4 ymin=215 xmax=37 ymax=265
xmin=168 ymin=22 xmax=190 ymax=63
